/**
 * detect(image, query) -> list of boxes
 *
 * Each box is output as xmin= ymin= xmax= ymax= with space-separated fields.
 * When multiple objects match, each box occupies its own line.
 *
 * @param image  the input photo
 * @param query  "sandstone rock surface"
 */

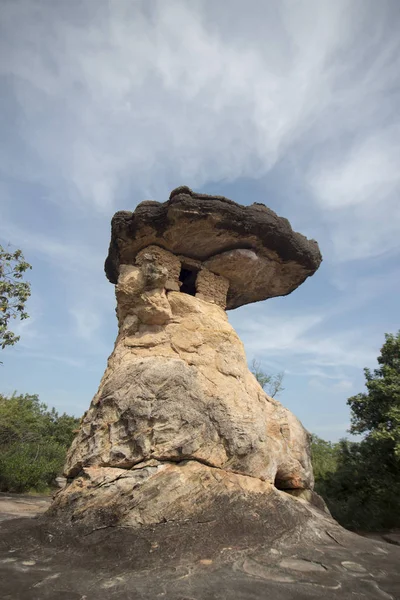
xmin=52 ymin=290 xmax=314 ymax=525
xmin=50 ymin=187 xmax=320 ymax=529
xmin=64 ymin=292 xmax=312 ymax=488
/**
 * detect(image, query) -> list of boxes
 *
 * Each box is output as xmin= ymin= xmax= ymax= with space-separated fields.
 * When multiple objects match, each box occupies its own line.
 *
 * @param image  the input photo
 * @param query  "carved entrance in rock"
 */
xmin=179 ymin=265 xmax=199 ymax=296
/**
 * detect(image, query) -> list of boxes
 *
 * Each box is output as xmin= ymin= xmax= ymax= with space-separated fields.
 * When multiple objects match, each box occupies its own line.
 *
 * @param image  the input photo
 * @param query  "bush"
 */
xmin=315 ymin=438 xmax=400 ymax=531
xmin=0 ymin=392 xmax=79 ymax=493
xmin=311 ymin=332 xmax=400 ymax=532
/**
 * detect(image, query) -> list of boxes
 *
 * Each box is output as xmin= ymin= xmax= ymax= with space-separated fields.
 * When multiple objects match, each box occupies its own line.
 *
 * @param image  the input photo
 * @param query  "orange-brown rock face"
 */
xmin=50 ymin=189 xmax=322 ymax=528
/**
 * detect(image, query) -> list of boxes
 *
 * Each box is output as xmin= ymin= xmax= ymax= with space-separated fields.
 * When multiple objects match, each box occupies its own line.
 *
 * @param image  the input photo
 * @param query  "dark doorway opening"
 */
xmin=179 ymin=267 xmax=198 ymax=296
xmin=274 ymin=474 xmax=285 ymax=491
xmin=274 ymin=470 xmax=289 ymax=492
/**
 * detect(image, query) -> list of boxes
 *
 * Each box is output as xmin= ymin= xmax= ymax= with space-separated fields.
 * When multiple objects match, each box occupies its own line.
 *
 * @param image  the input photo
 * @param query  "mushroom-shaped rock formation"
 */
xmin=50 ymin=187 xmax=323 ymax=528
xmin=105 ymin=186 xmax=322 ymax=309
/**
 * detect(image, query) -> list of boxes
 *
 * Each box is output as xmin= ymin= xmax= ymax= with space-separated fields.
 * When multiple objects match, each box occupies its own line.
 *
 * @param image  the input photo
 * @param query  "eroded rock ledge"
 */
xmin=50 ymin=460 xmax=325 ymax=528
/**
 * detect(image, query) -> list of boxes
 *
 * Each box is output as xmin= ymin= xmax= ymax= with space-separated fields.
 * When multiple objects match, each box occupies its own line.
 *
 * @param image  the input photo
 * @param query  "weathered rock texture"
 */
xmin=50 ymin=187 xmax=322 ymax=528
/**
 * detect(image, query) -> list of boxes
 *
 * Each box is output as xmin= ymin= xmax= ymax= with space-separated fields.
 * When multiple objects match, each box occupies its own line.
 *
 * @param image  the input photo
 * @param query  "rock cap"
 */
xmin=105 ymin=186 xmax=322 ymax=309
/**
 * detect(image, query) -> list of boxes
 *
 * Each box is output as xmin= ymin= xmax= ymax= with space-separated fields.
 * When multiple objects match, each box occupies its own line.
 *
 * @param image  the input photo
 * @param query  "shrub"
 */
xmin=0 ymin=392 xmax=79 ymax=493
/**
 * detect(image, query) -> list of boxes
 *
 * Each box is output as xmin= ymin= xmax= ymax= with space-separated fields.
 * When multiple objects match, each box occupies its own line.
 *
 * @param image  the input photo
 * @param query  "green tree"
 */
xmin=315 ymin=436 xmax=400 ymax=531
xmin=0 ymin=393 xmax=80 ymax=493
xmin=251 ymin=359 xmax=285 ymax=397
xmin=0 ymin=245 xmax=32 ymax=351
xmin=348 ymin=331 xmax=400 ymax=457
xmin=310 ymin=434 xmax=339 ymax=481
xmin=312 ymin=333 xmax=400 ymax=531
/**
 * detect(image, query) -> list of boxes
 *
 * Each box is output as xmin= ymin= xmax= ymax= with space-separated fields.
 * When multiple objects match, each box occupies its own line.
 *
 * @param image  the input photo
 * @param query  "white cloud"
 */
xmin=230 ymin=261 xmax=396 ymax=375
xmin=0 ymin=0 xmax=398 ymax=234
xmin=308 ymin=130 xmax=400 ymax=211
xmin=307 ymin=129 xmax=400 ymax=261
xmin=7 ymin=305 xmax=40 ymax=347
xmin=69 ymin=307 xmax=102 ymax=342
xmin=0 ymin=215 xmax=103 ymax=275
xmin=308 ymin=378 xmax=353 ymax=392
xmin=231 ymin=297 xmax=379 ymax=377
xmin=234 ymin=312 xmax=324 ymax=353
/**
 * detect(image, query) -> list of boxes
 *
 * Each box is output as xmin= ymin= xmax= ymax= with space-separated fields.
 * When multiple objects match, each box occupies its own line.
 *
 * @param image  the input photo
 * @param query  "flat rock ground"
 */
xmin=1 ymin=492 xmax=400 ymax=600
xmin=0 ymin=493 xmax=51 ymax=524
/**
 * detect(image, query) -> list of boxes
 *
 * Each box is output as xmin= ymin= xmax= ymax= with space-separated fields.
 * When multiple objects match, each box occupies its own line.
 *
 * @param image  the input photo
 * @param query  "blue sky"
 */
xmin=1 ymin=0 xmax=399 ymax=442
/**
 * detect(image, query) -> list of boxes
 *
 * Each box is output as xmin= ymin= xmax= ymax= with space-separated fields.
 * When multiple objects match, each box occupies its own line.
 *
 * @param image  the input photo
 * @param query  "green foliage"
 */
xmin=0 ymin=441 xmax=66 ymax=494
xmin=313 ymin=437 xmax=400 ymax=531
xmin=311 ymin=332 xmax=400 ymax=531
xmin=348 ymin=331 xmax=400 ymax=457
xmin=251 ymin=359 xmax=285 ymax=397
xmin=310 ymin=435 xmax=339 ymax=480
xmin=0 ymin=245 xmax=32 ymax=351
xmin=0 ymin=393 xmax=80 ymax=493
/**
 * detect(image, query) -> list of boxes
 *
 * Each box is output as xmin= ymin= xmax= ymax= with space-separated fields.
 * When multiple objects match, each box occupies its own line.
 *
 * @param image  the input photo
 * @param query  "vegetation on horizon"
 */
xmin=312 ymin=331 xmax=400 ymax=531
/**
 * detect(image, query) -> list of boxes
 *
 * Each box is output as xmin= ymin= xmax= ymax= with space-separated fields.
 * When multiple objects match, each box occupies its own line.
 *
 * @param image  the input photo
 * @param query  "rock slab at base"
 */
xmin=2 ymin=489 xmax=400 ymax=600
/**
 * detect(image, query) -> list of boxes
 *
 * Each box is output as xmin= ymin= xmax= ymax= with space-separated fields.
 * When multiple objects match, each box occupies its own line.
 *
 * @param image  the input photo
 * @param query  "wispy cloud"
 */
xmin=0 ymin=215 xmax=103 ymax=275
xmin=308 ymin=131 xmax=400 ymax=211
xmin=10 ymin=349 xmax=85 ymax=369
xmin=69 ymin=307 xmax=103 ymax=343
xmin=309 ymin=378 xmax=353 ymax=392
xmin=307 ymin=128 xmax=400 ymax=261
xmin=1 ymin=0 xmax=399 ymax=239
xmin=236 ymin=309 xmax=376 ymax=372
